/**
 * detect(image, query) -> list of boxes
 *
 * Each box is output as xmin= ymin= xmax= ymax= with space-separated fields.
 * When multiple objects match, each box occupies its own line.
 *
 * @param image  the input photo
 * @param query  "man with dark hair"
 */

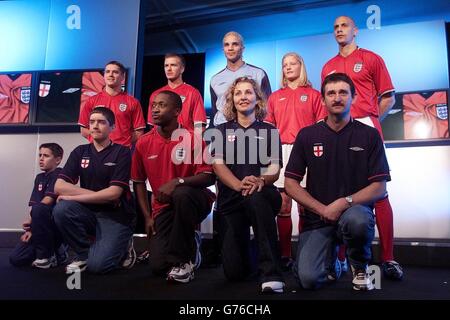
xmin=322 ymin=16 xmax=403 ymax=280
xmin=10 ymin=143 xmax=67 ymax=268
xmin=54 ymin=107 xmax=136 ymax=274
xmin=132 ymin=90 xmax=215 ymax=283
xmin=285 ymin=73 xmax=390 ymax=291
xmin=78 ymin=60 xmax=146 ymax=148
xmin=148 ymin=53 xmax=207 ymax=132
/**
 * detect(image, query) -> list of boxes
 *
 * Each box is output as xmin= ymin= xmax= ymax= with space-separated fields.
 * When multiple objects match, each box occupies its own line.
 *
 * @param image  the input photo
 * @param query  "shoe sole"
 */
xmin=32 ymin=262 xmax=57 ymax=269
xmin=353 ymin=283 xmax=375 ymax=291
xmin=167 ymin=273 xmax=194 ymax=284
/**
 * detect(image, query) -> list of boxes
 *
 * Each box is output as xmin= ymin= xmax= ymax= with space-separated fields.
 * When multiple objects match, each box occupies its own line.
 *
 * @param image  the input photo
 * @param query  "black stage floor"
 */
xmin=1 ymin=248 xmax=449 ymax=301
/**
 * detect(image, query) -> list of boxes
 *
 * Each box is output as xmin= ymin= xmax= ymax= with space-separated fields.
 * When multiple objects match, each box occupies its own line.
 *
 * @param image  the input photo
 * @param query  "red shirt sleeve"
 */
xmin=370 ymin=53 xmax=395 ymax=97
xmin=131 ymin=140 xmax=147 ymax=182
xmin=265 ymin=93 xmax=276 ymax=125
xmin=147 ymin=91 xmax=157 ymax=125
xmin=78 ymin=96 xmax=94 ymax=127
xmin=192 ymin=90 xmax=207 ymax=124
xmin=131 ymin=99 xmax=146 ymax=131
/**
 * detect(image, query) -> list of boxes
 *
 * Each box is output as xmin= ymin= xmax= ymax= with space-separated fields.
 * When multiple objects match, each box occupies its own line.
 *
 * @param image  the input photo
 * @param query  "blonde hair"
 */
xmin=223 ymin=77 xmax=267 ymax=121
xmin=280 ymin=52 xmax=312 ymax=88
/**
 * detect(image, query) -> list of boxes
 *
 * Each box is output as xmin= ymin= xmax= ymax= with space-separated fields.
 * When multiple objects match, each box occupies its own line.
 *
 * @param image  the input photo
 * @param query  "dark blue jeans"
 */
xmin=9 ymin=203 xmax=63 ymax=266
xmin=294 ymin=205 xmax=375 ymax=289
xmin=53 ymin=200 xmax=133 ymax=274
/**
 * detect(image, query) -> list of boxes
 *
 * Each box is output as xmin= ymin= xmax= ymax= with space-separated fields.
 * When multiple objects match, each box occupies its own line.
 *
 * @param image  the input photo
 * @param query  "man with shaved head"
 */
xmin=322 ymin=15 xmax=403 ymax=281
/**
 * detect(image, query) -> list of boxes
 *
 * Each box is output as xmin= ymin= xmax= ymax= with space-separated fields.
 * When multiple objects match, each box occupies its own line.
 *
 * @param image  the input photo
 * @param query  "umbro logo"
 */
xmin=83 ymin=91 xmax=98 ymax=97
xmin=63 ymin=88 xmax=80 ymax=93
xmin=349 ymin=147 xmax=364 ymax=151
xmin=148 ymin=155 xmax=158 ymax=159
xmin=279 ymin=97 xmax=286 ymax=101
xmin=104 ymin=162 xmax=117 ymax=166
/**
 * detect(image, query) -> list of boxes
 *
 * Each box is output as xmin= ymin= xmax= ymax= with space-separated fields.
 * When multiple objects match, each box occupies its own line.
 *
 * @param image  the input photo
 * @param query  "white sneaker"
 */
xmin=261 ymin=281 xmax=285 ymax=294
xmin=65 ymin=260 xmax=87 ymax=274
xmin=351 ymin=266 xmax=375 ymax=291
xmin=166 ymin=262 xmax=194 ymax=283
xmin=32 ymin=255 xmax=57 ymax=269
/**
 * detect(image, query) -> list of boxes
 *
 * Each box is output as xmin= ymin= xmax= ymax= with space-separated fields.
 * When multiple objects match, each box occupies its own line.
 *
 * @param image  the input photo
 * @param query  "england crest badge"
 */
xmin=300 ymin=95 xmax=308 ymax=102
xmin=119 ymin=103 xmax=127 ymax=112
xmin=313 ymin=144 xmax=323 ymax=157
xmin=81 ymin=158 xmax=90 ymax=168
xmin=175 ymin=147 xmax=186 ymax=161
xmin=353 ymin=63 xmax=363 ymax=73
xmin=21 ymin=87 xmax=31 ymax=103
xmin=39 ymin=83 xmax=50 ymax=97
xmin=436 ymin=103 xmax=448 ymax=120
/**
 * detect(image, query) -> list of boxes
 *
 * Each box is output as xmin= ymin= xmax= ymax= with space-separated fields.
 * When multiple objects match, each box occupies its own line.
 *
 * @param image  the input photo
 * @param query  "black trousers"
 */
xmin=149 ymin=186 xmax=212 ymax=275
xmin=221 ymin=187 xmax=283 ymax=283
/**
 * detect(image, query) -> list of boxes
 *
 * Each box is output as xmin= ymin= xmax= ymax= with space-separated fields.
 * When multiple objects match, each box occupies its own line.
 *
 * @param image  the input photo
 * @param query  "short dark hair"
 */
xmin=157 ymin=90 xmax=182 ymax=111
xmin=321 ymin=72 xmax=356 ymax=98
xmin=39 ymin=143 xmax=63 ymax=159
xmin=105 ymin=60 xmax=126 ymax=74
xmin=90 ymin=107 xmax=115 ymax=126
xmin=164 ymin=53 xmax=185 ymax=67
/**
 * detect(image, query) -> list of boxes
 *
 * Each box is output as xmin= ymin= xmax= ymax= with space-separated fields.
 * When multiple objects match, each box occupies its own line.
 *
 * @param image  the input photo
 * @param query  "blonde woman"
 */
xmin=265 ymin=52 xmax=325 ymax=269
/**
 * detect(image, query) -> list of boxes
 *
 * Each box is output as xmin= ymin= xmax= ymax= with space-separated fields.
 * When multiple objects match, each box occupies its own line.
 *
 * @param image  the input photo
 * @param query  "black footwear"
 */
xmin=280 ymin=256 xmax=293 ymax=271
xmin=136 ymin=250 xmax=150 ymax=264
xmin=382 ymin=260 xmax=404 ymax=280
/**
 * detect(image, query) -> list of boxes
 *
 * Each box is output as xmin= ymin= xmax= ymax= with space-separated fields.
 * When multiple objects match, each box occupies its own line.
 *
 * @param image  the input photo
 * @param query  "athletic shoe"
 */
xmin=32 ymin=255 xmax=57 ymax=269
xmin=280 ymin=256 xmax=294 ymax=271
xmin=352 ymin=266 xmax=375 ymax=291
xmin=261 ymin=281 xmax=285 ymax=294
xmin=339 ymin=258 xmax=349 ymax=273
xmin=327 ymin=258 xmax=342 ymax=281
xmin=136 ymin=250 xmax=150 ymax=264
xmin=65 ymin=260 xmax=87 ymax=274
xmin=167 ymin=262 xmax=194 ymax=283
xmin=193 ymin=230 xmax=202 ymax=270
xmin=121 ymin=238 xmax=137 ymax=269
xmin=382 ymin=260 xmax=404 ymax=280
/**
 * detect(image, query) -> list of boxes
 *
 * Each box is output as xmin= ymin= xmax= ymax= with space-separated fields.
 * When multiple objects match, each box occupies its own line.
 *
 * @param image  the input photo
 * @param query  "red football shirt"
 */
xmin=0 ymin=74 xmax=32 ymax=123
xmin=131 ymin=127 xmax=214 ymax=217
xmin=403 ymin=92 xmax=449 ymax=139
xmin=148 ymin=83 xmax=207 ymax=131
xmin=78 ymin=91 xmax=146 ymax=147
xmin=265 ymin=86 xmax=326 ymax=144
xmin=321 ymin=48 xmax=395 ymax=120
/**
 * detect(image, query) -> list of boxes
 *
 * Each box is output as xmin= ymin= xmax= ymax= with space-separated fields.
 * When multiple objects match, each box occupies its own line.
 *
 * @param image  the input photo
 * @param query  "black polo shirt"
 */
xmin=212 ymin=120 xmax=282 ymax=214
xmin=285 ymin=118 xmax=391 ymax=231
xmin=29 ymin=168 xmax=62 ymax=206
xmin=59 ymin=143 xmax=133 ymax=224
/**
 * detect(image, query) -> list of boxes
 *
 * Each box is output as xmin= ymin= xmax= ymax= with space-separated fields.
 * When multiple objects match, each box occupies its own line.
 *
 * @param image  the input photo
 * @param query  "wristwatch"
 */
xmin=345 ymin=195 xmax=353 ymax=206
xmin=177 ymin=178 xmax=185 ymax=185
